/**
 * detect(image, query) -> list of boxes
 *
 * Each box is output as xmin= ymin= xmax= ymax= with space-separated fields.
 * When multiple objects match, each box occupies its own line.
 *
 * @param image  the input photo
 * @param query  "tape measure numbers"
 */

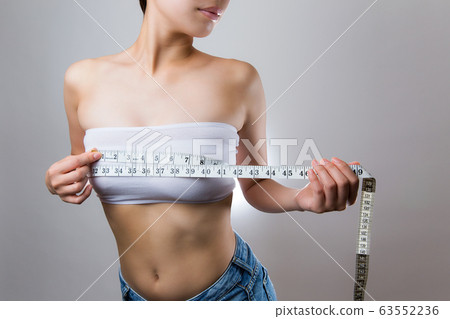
xmin=90 ymin=149 xmax=376 ymax=300
xmin=353 ymin=177 xmax=376 ymax=301
xmin=89 ymin=150 xmax=373 ymax=179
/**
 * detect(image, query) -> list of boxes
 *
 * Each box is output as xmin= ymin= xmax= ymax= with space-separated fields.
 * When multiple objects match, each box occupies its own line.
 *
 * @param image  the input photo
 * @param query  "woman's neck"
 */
xmin=127 ymin=10 xmax=196 ymax=75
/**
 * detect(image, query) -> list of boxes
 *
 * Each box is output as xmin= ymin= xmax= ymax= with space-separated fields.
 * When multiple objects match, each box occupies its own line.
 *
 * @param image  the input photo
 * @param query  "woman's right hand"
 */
xmin=45 ymin=149 xmax=102 ymax=204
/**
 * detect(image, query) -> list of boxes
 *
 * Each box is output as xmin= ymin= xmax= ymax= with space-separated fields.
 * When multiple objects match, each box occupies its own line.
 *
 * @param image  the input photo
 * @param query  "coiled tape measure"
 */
xmin=89 ymin=149 xmax=376 ymax=301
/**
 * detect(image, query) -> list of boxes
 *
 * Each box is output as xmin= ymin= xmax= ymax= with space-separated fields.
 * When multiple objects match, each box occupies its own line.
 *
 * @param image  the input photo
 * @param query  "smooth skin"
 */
xmin=45 ymin=0 xmax=360 ymax=300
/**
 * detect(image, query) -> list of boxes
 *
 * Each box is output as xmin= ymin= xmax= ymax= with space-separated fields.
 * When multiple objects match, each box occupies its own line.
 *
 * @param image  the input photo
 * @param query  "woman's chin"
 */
xmin=188 ymin=27 xmax=215 ymax=39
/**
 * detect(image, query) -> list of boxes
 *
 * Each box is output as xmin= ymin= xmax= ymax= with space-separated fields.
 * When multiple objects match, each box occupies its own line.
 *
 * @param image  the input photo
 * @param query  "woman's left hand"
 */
xmin=295 ymin=157 xmax=360 ymax=214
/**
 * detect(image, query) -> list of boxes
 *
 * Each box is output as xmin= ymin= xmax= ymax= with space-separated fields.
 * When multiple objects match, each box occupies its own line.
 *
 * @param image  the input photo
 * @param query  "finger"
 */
xmin=312 ymin=159 xmax=337 ymax=210
xmin=54 ymin=165 xmax=91 ymax=187
xmin=331 ymin=157 xmax=360 ymax=205
xmin=319 ymin=158 xmax=350 ymax=211
xmin=55 ymin=150 xmax=102 ymax=174
xmin=58 ymin=176 xmax=89 ymax=196
xmin=60 ymin=183 xmax=93 ymax=205
xmin=348 ymin=161 xmax=361 ymax=165
xmin=51 ymin=166 xmax=90 ymax=193
xmin=307 ymin=168 xmax=326 ymax=213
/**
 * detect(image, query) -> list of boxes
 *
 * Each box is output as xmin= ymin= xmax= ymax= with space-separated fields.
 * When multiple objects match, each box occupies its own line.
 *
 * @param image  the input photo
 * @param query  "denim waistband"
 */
xmin=187 ymin=230 xmax=261 ymax=301
xmin=119 ymin=265 xmax=146 ymax=301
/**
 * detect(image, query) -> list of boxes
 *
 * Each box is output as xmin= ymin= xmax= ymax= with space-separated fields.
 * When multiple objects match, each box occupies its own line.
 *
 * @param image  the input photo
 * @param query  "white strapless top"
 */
xmin=83 ymin=122 xmax=240 ymax=204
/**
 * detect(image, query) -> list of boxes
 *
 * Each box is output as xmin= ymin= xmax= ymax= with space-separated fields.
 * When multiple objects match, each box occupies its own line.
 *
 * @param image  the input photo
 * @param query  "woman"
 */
xmin=45 ymin=0 xmax=361 ymax=301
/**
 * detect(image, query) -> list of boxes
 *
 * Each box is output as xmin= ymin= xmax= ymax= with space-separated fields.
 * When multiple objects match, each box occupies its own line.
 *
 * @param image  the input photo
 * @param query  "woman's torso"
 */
xmin=76 ymin=49 xmax=248 ymax=300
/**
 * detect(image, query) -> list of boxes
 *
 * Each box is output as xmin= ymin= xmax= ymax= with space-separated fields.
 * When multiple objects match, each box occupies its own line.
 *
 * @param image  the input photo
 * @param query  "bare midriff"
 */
xmin=102 ymin=192 xmax=236 ymax=301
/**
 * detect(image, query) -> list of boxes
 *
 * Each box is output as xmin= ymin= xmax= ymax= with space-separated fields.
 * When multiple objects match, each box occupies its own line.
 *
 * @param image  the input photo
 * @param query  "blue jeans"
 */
xmin=119 ymin=230 xmax=278 ymax=301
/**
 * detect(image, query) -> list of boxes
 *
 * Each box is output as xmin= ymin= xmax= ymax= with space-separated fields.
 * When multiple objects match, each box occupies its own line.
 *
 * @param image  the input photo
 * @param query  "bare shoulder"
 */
xmin=210 ymin=56 xmax=260 ymax=86
xmin=65 ymin=53 xmax=119 ymax=75
xmin=198 ymin=50 xmax=259 ymax=83
xmin=63 ymin=55 xmax=115 ymax=154
xmin=64 ymin=53 xmax=124 ymax=105
xmin=224 ymin=58 xmax=265 ymax=120
xmin=64 ymin=55 xmax=113 ymax=93
xmin=64 ymin=58 xmax=95 ymax=85
xmin=210 ymin=57 xmax=263 ymax=103
xmin=204 ymin=56 xmax=265 ymax=128
xmin=228 ymin=58 xmax=260 ymax=83
xmin=63 ymin=58 xmax=98 ymax=103
xmin=225 ymin=58 xmax=264 ymax=109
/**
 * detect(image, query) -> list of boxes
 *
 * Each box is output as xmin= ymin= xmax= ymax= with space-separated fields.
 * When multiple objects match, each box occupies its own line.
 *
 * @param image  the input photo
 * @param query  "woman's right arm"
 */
xmin=45 ymin=60 xmax=101 ymax=204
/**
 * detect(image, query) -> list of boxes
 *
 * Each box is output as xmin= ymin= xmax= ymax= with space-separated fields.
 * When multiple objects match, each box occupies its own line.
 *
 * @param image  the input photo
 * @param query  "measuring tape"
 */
xmin=90 ymin=149 xmax=376 ymax=300
xmin=353 ymin=177 xmax=376 ymax=301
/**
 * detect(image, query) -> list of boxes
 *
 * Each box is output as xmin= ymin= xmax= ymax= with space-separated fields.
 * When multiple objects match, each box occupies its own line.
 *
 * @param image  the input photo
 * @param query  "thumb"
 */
xmin=348 ymin=161 xmax=360 ymax=165
xmin=77 ymin=148 xmax=102 ymax=166
xmin=89 ymin=148 xmax=102 ymax=161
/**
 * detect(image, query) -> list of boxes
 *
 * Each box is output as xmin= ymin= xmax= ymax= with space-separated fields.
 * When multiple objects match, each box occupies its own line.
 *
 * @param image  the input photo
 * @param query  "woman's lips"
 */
xmin=198 ymin=9 xmax=220 ymax=21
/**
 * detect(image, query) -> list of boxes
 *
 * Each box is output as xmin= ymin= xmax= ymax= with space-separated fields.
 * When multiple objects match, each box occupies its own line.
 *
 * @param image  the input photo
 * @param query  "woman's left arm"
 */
xmin=235 ymin=62 xmax=360 ymax=214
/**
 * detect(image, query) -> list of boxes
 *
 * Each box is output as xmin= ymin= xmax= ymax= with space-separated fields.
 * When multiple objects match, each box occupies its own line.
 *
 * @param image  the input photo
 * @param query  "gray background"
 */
xmin=1 ymin=0 xmax=449 ymax=300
